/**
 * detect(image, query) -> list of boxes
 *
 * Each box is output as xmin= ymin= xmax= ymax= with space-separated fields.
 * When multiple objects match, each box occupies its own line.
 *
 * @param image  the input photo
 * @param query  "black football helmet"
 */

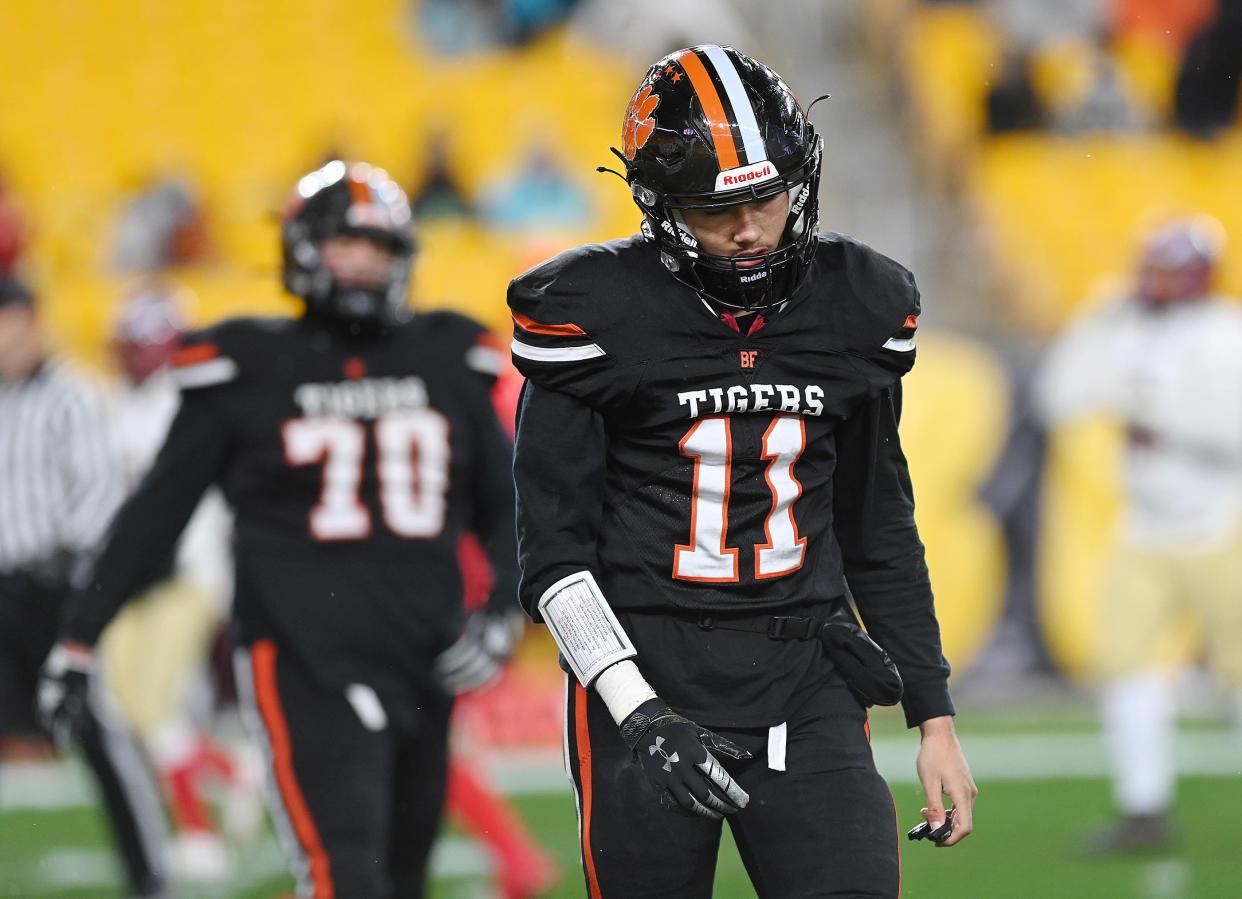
xmin=282 ymin=160 xmax=416 ymax=328
xmin=615 ymin=45 xmax=823 ymax=312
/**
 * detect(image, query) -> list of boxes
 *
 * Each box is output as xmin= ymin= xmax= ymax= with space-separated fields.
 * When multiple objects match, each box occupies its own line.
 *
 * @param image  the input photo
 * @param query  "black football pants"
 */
xmin=236 ymin=639 xmax=452 ymax=899
xmin=565 ymin=673 xmax=901 ymax=898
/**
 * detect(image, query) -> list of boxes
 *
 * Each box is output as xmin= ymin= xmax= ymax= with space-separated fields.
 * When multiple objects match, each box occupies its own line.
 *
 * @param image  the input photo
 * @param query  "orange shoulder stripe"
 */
xmin=512 ymin=311 xmax=587 ymax=337
xmin=171 ymin=343 xmax=219 ymax=367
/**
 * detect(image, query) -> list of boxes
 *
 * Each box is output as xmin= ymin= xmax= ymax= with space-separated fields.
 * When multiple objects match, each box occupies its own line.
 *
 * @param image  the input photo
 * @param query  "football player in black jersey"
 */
xmin=510 ymin=46 xmax=977 ymax=897
xmin=40 ymin=160 xmax=522 ymax=898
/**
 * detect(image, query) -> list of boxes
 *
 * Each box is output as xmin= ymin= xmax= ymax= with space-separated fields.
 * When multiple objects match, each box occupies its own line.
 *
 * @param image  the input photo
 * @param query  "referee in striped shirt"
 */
xmin=0 ymin=276 xmax=169 ymax=897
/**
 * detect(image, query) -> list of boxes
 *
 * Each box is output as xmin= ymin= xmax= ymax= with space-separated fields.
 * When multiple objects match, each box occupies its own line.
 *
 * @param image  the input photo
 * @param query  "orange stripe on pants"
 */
xmin=575 ymin=683 xmax=603 ymax=899
xmin=251 ymin=640 xmax=335 ymax=899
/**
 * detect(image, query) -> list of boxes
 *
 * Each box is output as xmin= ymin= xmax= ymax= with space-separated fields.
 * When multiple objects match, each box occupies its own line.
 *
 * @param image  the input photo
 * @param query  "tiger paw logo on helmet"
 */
xmin=623 ymin=85 xmax=660 ymax=160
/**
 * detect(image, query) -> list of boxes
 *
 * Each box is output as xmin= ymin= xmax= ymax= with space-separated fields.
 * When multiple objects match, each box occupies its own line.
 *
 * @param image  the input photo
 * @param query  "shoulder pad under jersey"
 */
xmin=168 ymin=317 xmax=288 ymax=393
xmin=414 ymin=309 xmax=504 ymax=381
xmin=506 ymin=238 xmax=643 ymax=403
xmin=818 ymin=233 xmax=922 ymax=376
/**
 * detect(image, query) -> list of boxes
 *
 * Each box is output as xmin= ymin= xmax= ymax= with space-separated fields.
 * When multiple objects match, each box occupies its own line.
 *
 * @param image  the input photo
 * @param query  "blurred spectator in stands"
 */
xmin=1114 ymin=0 xmax=1216 ymax=51
xmin=417 ymin=0 xmax=504 ymax=55
xmin=986 ymin=45 xmax=1047 ymax=132
xmin=1035 ymin=218 xmax=1242 ymax=854
xmin=0 ymin=178 xmax=29 ymax=276
xmin=1174 ymin=0 xmax=1242 ymax=139
xmin=480 ymin=143 xmax=592 ymax=232
xmin=1053 ymin=25 xmax=1150 ymax=133
xmin=988 ymin=0 xmax=1104 ymax=48
xmin=411 ymin=133 xmax=477 ymax=223
xmin=502 ymin=0 xmax=582 ymax=44
xmin=571 ymin=0 xmax=748 ymax=59
xmin=417 ymin=0 xmax=581 ymax=52
xmin=112 ymin=176 xmax=210 ymax=274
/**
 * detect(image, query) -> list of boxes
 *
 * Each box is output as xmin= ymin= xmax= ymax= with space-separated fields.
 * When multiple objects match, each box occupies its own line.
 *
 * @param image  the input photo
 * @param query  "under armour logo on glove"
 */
xmin=649 ymin=736 xmax=679 ymax=772
xmin=620 ymin=698 xmax=751 ymax=819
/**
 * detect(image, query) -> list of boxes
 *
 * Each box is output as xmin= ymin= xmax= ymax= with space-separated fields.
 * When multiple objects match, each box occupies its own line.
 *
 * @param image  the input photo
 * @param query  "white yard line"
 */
xmin=2 ymin=731 xmax=1239 ymax=811
xmin=478 ymin=730 xmax=1242 ymax=794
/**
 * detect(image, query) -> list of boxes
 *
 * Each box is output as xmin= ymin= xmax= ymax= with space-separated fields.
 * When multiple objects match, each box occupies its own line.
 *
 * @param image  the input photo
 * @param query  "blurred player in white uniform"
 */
xmin=1036 ymin=219 xmax=1242 ymax=851
xmin=101 ymin=280 xmax=250 ymax=879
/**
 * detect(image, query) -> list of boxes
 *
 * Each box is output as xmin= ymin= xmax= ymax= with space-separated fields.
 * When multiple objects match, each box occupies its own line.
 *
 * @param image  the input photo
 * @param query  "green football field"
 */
xmin=3 ymin=705 xmax=1240 ymax=898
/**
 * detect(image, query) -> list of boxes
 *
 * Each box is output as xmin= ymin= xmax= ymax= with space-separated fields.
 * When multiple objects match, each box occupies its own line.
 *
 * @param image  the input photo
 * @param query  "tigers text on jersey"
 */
xmin=509 ymin=233 xmax=951 ymax=727
xmin=62 ymin=311 xmax=517 ymax=707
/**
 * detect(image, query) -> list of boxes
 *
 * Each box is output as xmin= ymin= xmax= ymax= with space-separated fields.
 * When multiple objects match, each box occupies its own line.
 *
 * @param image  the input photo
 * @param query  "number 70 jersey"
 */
xmin=170 ymin=311 xmax=509 ymax=558
xmin=509 ymin=233 xmax=921 ymax=613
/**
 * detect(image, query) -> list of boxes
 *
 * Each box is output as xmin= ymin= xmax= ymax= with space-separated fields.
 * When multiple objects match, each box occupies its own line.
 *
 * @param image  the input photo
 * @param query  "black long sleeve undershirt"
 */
xmin=469 ymin=394 xmax=521 ymax=618
xmin=61 ymin=392 xmax=231 ymax=646
xmin=512 ymin=380 xmax=606 ymax=619
xmin=833 ymin=385 xmax=954 ymax=727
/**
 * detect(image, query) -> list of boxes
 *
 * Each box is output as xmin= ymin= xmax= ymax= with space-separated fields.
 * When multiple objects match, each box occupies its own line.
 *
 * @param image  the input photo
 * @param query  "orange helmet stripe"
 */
xmin=676 ymin=49 xmax=740 ymax=171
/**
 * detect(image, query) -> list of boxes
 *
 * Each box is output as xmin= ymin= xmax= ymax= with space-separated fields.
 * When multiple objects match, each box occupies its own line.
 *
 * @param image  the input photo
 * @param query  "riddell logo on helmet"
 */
xmin=715 ymin=161 xmax=777 ymax=191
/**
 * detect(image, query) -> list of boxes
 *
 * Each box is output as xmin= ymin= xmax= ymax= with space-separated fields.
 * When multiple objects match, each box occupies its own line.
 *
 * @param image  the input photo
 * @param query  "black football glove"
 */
xmin=37 ymin=643 xmax=95 ymax=751
xmin=619 ymin=698 xmax=751 ymax=819
xmin=435 ymin=608 xmax=526 ymax=694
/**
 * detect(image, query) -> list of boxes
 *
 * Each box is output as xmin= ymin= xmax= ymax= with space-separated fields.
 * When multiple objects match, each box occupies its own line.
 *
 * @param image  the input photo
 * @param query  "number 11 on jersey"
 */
xmin=673 ymin=414 xmax=807 ymax=583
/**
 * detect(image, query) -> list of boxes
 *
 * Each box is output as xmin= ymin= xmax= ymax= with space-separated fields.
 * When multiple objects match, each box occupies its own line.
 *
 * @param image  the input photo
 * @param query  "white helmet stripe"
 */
xmin=700 ymin=45 xmax=768 ymax=164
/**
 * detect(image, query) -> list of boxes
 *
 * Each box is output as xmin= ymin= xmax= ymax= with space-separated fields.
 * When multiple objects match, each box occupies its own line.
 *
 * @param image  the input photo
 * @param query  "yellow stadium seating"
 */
xmin=971 ymin=132 xmax=1242 ymax=334
xmin=0 ymin=1 xmax=639 ymax=366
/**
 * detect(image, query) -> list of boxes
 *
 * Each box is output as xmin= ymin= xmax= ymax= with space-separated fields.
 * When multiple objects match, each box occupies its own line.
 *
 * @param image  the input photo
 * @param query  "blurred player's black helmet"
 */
xmin=616 ymin=45 xmax=823 ymax=312
xmin=281 ymin=160 xmax=416 ymax=328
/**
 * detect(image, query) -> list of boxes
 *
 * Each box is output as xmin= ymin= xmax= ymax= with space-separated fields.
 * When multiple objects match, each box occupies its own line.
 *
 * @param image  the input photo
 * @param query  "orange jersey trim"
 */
xmin=171 ymin=343 xmax=218 ymax=367
xmin=676 ymin=50 xmax=741 ymax=171
xmin=252 ymin=641 xmax=335 ymax=899
xmin=575 ymin=683 xmax=603 ymax=899
xmin=511 ymin=310 xmax=587 ymax=337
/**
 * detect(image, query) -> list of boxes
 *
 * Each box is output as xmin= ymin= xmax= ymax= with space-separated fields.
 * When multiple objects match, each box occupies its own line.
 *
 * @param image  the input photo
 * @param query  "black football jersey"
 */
xmin=63 ymin=310 xmax=517 ymax=706
xmin=511 ymin=232 xmax=917 ymax=611
xmin=509 ymin=233 xmax=952 ymax=727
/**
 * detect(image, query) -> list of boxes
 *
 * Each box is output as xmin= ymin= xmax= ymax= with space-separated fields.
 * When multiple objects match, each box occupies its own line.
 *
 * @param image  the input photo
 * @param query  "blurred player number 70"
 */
xmin=281 ymin=409 xmax=450 ymax=540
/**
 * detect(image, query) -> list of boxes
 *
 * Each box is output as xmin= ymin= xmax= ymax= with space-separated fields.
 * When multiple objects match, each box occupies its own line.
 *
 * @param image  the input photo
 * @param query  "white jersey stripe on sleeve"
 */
xmin=465 ymin=345 xmax=503 ymax=375
xmin=511 ymin=338 xmax=606 ymax=362
xmin=882 ymin=336 xmax=916 ymax=353
xmin=170 ymin=357 xmax=239 ymax=389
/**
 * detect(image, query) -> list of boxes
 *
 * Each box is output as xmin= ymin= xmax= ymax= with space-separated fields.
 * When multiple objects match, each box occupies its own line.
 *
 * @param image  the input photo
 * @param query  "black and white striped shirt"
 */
xmin=0 ymin=359 xmax=124 ymax=575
